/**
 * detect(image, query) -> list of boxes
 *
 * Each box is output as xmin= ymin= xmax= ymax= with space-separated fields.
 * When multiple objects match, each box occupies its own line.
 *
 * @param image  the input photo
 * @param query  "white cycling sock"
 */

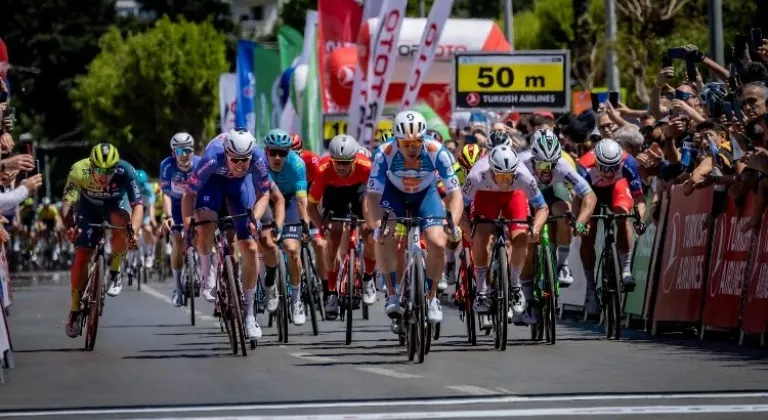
xmin=620 ymin=253 xmax=632 ymax=274
xmin=556 ymin=245 xmax=570 ymax=268
xmin=244 ymin=288 xmax=255 ymax=316
xmin=474 ymin=265 xmax=489 ymax=294
xmin=172 ymin=268 xmax=182 ymax=292
xmin=509 ymin=265 xmax=523 ymax=288
xmin=446 ymin=248 xmax=456 ymax=263
xmin=200 ymin=253 xmax=214 ymax=287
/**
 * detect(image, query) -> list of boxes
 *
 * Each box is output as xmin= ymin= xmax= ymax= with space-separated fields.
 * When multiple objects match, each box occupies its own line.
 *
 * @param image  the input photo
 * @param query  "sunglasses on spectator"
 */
xmin=267 ymin=149 xmax=289 ymax=158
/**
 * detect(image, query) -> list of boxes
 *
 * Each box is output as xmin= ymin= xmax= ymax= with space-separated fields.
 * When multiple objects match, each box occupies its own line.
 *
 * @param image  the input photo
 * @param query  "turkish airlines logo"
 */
xmin=466 ymin=92 xmax=480 ymax=107
xmin=662 ymin=212 xmax=681 ymax=294
xmin=336 ymin=65 xmax=355 ymax=89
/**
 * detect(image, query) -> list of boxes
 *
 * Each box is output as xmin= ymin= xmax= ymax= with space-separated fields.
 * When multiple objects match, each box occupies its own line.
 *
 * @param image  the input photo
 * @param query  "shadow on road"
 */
xmin=14 ymin=347 xmax=84 ymax=353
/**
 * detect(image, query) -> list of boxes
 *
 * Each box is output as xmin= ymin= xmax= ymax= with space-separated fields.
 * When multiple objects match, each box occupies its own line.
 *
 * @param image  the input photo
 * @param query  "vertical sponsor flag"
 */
xmin=318 ymin=0 xmax=362 ymax=113
xmin=236 ymin=40 xmax=256 ymax=134
xmin=347 ymin=0 xmax=385 ymax=139
xmin=253 ymin=46 xmax=282 ymax=140
xmin=219 ymin=73 xmax=238 ymax=133
xmin=360 ymin=0 xmax=407 ymax=149
xmin=400 ymin=0 xmax=454 ymax=109
xmin=303 ymin=12 xmax=323 ymax=153
xmin=278 ymin=26 xmax=304 ymax=72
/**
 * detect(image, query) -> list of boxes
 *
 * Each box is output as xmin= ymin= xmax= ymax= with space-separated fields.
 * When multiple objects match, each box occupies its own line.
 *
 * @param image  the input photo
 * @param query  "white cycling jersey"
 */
xmin=461 ymin=156 xmax=547 ymax=208
xmin=517 ymin=149 xmax=593 ymax=197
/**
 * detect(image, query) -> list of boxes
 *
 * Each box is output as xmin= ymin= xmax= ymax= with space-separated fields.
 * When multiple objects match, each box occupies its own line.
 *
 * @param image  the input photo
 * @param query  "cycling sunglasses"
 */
xmin=534 ymin=160 xmax=554 ymax=171
xmin=92 ymin=166 xmax=117 ymax=176
xmin=398 ymin=138 xmax=423 ymax=148
xmin=174 ymin=147 xmax=194 ymax=157
xmin=597 ymin=163 xmax=620 ymax=173
xmin=267 ymin=148 xmax=289 ymax=158
xmin=227 ymin=154 xmax=251 ymax=164
xmin=492 ymin=172 xmax=515 ymax=184
xmin=332 ymin=158 xmax=354 ymax=167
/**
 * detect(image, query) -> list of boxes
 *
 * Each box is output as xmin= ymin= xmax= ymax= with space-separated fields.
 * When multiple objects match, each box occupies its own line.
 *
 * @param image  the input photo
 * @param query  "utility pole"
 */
xmin=708 ymin=0 xmax=724 ymax=65
xmin=503 ymin=0 xmax=514 ymax=48
xmin=419 ymin=0 xmax=425 ymax=17
xmin=604 ymin=0 xmax=620 ymax=91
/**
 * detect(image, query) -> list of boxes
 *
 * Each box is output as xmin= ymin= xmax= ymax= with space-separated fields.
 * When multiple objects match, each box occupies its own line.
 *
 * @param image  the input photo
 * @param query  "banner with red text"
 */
xmin=318 ymin=0 xmax=362 ymax=113
xmin=644 ymin=189 xmax=671 ymax=318
xmin=742 ymin=206 xmax=768 ymax=334
xmin=701 ymin=194 xmax=753 ymax=329
xmin=653 ymin=185 xmax=713 ymax=322
xmin=399 ymin=0 xmax=454 ymax=109
xmin=347 ymin=0 xmax=384 ymax=140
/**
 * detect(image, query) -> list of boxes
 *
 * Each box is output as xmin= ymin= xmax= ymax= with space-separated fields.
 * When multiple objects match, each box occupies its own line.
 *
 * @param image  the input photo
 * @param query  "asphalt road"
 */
xmin=1 ymin=272 xmax=768 ymax=420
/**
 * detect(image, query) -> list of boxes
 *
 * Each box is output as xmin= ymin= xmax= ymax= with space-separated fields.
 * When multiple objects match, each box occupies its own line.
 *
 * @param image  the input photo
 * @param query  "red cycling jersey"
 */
xmin=300 ymin=150 xmax=320 ymax=184
xmin=308 ymin=154 xmax=372 ymax=204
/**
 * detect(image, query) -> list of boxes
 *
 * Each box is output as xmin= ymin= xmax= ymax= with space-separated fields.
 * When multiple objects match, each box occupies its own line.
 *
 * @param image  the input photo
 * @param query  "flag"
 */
xmin=347 ymin=0 xmax=385 ymax=139
xmin=253 ymin=46 xmax=281 ymax=140
xmin=400 ymin=0 xmax=455 ymax=109
xmin=219 ymin=73 xmax=237 ymax=133
xmin=302 ymin=11 xmax=323 ymax=154
xmin=235 ymin=40 xmax=256 ymax=134
xmin=318 ymin=0 xmax=362 ymax=113
xmin=278 ymin=26 xmax=304 ymax=72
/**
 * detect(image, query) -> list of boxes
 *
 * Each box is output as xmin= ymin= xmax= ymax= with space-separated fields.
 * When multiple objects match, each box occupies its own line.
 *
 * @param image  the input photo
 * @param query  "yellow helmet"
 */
xmin=89 ymin=143 xmax=120 ymax=169
xmin=457 ymin=143 xmax=485 ymax=171
xmin=378 ymin=128 xmax=394 ymax=144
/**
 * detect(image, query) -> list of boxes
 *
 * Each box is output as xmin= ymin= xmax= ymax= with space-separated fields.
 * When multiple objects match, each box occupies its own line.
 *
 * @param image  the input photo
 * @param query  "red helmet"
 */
xmin=290 ymin=133 xmax=302 ymax=151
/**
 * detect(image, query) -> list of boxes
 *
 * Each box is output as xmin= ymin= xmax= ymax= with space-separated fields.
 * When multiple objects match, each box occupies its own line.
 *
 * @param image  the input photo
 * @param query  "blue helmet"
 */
xmin=135 ymin=169 xmax=148 ymax=184
xmin=264 ymin=129 xmax=292 ymax=149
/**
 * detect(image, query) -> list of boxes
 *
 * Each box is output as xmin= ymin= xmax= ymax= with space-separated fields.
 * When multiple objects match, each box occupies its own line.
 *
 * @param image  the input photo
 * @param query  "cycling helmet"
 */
xmin=594 ymin=138 xmax=623 ymax=170
xmin=224 ymin=128 xmax=256 ymax=157
xmin=89 ymin=143 xmax=120 ymax=169
xmin=425 ymin=129 xmax=443 ymax=143
xmin=357 ymin=146 xmax=372 ymax=158
xmin=394 ymin=110 xmax=427 ymax=140
xmin=290 ymin=133 xmax=303 ymax=151
xmin=530 ymin=128 xmax=562 ymax=162
xmin=457 ymin=144 xmax=483 ymax=170
xmin=135 ymin=169 xmax=149 ymax=184
xmin=264 ymin=128 xmax=292 ymax=150
xmin=488 ymin=130 xmax=512 ymax=147
xmin=170 ymin=132 xmax=194 ymax=149
xmin=378 ymin=128 xmax=394 ymax=143
xmin=42 ymin=196 xmax=51 ymax=206
xmin=328 ymin=134 xmax=359 ymax=161
xmin=488 ymin=145 xmax=519 ymax=173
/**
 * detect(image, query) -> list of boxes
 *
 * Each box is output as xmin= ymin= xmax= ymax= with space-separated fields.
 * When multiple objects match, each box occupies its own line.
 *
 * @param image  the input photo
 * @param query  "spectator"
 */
xmin=614 ymin=126 xmax=645 ymax=156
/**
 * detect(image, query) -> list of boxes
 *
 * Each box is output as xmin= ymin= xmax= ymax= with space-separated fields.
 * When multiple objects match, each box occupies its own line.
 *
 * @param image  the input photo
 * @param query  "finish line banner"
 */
xmin=451 ymin=50 xmax=570 ymax=113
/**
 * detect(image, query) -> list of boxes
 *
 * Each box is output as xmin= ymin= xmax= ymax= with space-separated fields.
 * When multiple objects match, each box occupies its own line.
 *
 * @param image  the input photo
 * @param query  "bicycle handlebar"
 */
xmin=470 ymin=215 xmax=533 ymax=238
xmin=590 ymin=206 xmax=646 ymax=235
xmin=379 ymin=211 xmax=455 ymax=240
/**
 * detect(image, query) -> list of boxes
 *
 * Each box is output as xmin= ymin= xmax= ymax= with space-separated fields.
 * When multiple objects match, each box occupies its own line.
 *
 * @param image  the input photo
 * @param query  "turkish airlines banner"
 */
xmin=347 ymin=0 xmax=384 ymax=140
xmin=400 ymin=0 xmax=454 ymax=110
xmin=742 ymin=204 xmax=768 ymax=334
xmin=653 ymin=185 xmax=713 ymax=322
xmin=219 ymin=73 xmax=237 ymax=133
xmin=701 ymin=195 xmax=753 ymax=329
xmin=318 ymin=0 xmax=362 ymax=113
xmin=644 ymin=190 xmax=671 ymax=318
xmin=359 ymin=0 xmax=407 ymax=149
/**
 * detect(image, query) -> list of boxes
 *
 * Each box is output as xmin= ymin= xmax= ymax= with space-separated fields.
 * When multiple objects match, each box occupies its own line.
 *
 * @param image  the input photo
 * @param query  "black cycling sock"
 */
xmin=264 ymin=265 xmax=277 ymax=288
xmin=109 ymin=270 xmax=119 ymax=281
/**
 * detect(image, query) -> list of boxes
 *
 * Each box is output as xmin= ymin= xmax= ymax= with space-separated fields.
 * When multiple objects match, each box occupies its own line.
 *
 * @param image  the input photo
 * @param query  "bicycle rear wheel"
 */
xmin=345 ymin=250 xmax=355 ymax=345
xmin=301 ymin=246 xmax=319 ymax=336
xmin=187 ymin=252 xmax=198 ymax=326
xmin=278 ymin=255 xmax=289 ymax=343
xmin=610 ymin=244 xmax=623 ymax=340
xmin=225 ymin=256 xmax=248 ymax=356
xmin=543 ymin=245 xmax=557 ymax=345
xmin=462 ymin=255 xmax=477 ymax=346
xmin=85 ymin=255 xmax=104 ymax=352
xmin=601 ymin=248 xmax=616 ymax=339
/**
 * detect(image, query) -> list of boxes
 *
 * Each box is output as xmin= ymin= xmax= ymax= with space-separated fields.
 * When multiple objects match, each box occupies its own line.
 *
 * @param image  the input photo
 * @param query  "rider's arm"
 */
xmin=250 ymin=152 xmax=272 ymax=221
xmin=560 ymin=160 xmax=597 ymax=226
xmin=434 ymin=147 xmax=463 ymax=227
xmin=182 ymin=151 xmax=218 ymax=224
xmin=622 ymin=155 xmax=646 ymax=219
xmin=61 ymin=164 xmax=82 ymax=224
xmin=124 ymin=164 xmax=144 ymax=233
xmin=293 ymin=155 xmax=310 ymax=226
xmin=517 ymin=165 xmax=550 ymax=233
xmin=364 ymin=149 xmax=388 ymax=228
xmin=269 ymin=180 xmax=285 ymax=229
xmin=307 ymin=169 xmax=326 ymax=229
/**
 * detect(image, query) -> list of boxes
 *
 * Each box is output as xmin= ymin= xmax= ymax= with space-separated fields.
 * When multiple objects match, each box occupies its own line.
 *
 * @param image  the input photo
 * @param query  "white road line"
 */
xmin=4 ymin=392 xmax=768 ymax=417
xmin=445 ymin=385 xmax=499 ymax=395
xmin=141 ymin=283 xmax=216 ymax=322
xmin=289 ymin=352 xmax=337 ymax=363
xmin=355 ymin=366 xmax=423 ymax=379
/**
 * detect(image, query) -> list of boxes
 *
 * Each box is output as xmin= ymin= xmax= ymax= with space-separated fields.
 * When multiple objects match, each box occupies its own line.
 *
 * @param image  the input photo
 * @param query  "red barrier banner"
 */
xmin=653 ymin=185 xmax=713 ymax=322
xmin=701 ymin=194 xmax=754 ymax=329
xmin=742 ymin=207 xmax=768 ymax=334
xmin=643 ymin=189 xmax=670 ymax=319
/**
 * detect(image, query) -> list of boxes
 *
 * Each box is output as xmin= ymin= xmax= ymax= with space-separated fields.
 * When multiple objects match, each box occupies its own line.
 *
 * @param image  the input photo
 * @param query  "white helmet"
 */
xmin=357 ymin=147 xmax=372 ymax=158
xmin=224 ymin=128 xmax=256 ymax=157
xmin=394 ymin=110 xmax=427 ymax=140
xmin=488 ymin=145 xmax=519 ymax=173
xmin=530 ymin=129 xmax=562 ymax=162
xmin=328 ymin=134 xmax=359 ymax=160
xmin=594 ymin=138 xmax=623 ymax=169
xmin=170 ymin=132 xmax=194 ymax=149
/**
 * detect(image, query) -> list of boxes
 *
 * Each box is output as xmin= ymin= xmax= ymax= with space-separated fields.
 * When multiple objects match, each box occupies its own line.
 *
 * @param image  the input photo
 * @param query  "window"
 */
xmin=240 ymin=14 xmax=250 ymax=22
xmin=251 ymin=6 xmax=263 ymax=21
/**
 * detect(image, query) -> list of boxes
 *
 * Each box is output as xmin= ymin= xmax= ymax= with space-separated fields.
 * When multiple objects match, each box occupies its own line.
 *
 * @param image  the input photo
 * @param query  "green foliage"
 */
xmin=280 ymin=0 xmax=318 ymax=32
xmin=71 ymin=17 xmax=228 ymax=174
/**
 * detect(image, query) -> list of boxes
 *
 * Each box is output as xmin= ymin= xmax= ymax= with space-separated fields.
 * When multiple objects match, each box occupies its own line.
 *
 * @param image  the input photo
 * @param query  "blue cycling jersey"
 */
xmin=139 ymin=181 xmax=156 ymax=205
xmin=160 ymin=155 xmax=202 ymax=200
xmin=269 ymin=150 xmax=307 ymax=196
xmin=187 ymin=136 xmax=271 ymax=196
xmin=368 ymin=137 xmax=458 ymax=195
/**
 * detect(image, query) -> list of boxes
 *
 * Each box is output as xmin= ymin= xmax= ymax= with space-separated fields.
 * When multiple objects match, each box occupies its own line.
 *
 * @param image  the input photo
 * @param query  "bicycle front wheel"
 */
xmin=301 ymin=246 xmax=319 ymax=336
xmin=609 ymin=243 xmax=623 ymax=340
xmin=543 ymin=245 xmax=557 ymax=344
xmin=495 ymin=245 xmax=509 ymax=351
xmin=225 ymin=256 xmax=247 ymax=356
xmin=278 ymin=255 xmax=290 ymax=343
xmin=414 ymin=256 xmax=427 ymax=364
xmin=85 ymin=255 xmax=105 ymax=352
xmin=345 ymin=250 xmax=355 ymax=345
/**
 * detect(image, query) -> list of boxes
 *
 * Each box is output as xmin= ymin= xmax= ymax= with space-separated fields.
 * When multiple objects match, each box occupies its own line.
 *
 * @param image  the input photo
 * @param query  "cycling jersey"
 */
xmin=299 ymin=149 xmax=320 ymax=185
xmin=368 ymin=138 xmax=458 ymax=195
xmin=160 ymin=156 xmax=202 ymax=200
xmin=309 ymin=154 xmax=371 ymax=204
xmin=517 ymin=150 xmax=592 ymax=197
xmin=461 ymin=156 xmax=546 ymax=209
xmin=269 ymin=150 xmax=307 ymax=196
xmin=37 ymin=205 xmax=59 ymax=221
xmin=187 ymin=136 xmax=270 ymax=195
xmin=577 ymin=150 xmax=643 ymax=198
xmin=138 ymin=181 xmax=156 ymax=206
xmin=62 ymin=159 xmax=142 ymax=208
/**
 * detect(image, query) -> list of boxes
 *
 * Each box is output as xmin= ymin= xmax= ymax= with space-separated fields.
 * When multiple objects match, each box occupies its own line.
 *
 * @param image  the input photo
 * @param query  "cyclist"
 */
xmin=182 ymin=128 xmax=272 ymax=340
xmin=135 ymin=169 xmax=157 ymax=269
xmin=308 ymin=134 xmax=375 ymax=319
xmin=518 ymin=129 xmax=597 ymax=288
xmin=160 ymin=132 xmax=201 ymax=306
xmin=61 ymin=143 xmax=143 ymax=338
xmin=263 ymin=129 xmax=310 ymax=326
xmin=460 ymin=145 xmax=549 ymax=323
xmin=365 ymin=110 xmax=463 ymax=324
xmin=37 ymin=196 xmax=64 ymax=260
xmin=577 ymin=138 xmax=645 ymax=314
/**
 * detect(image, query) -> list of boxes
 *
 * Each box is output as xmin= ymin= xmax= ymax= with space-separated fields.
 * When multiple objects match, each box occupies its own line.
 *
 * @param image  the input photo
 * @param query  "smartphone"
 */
xmin=662 ymin=53 xmax=673 ymax=68
xmin=751 ymin=28 xmax=763 ymax=51
xmin=590 ymin=93 xmax=600 ymax=112
xmin=723 ymin=101 xmax=734 ymax=121
xmin=668 ymin=47 xmax=687 ymax=60
xmin=733 ymin=99 xmax=744 ymax=121
xmin=685 ymin=60 xmax=697 ymax=81
xmin=464 ymin=134 xmax=477 ymax=144
xmin=609 ymin=91 xmax=619 ymax=108
xmin=710 ymin=100 xmax=723 ymax=119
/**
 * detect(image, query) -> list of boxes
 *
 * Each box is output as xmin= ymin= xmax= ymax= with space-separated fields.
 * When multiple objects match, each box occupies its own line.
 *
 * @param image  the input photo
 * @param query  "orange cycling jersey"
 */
xmin=300 ymin=150 xmax=320 ymax=184
xmin=308 ymin=154 xmax=372 ymax=203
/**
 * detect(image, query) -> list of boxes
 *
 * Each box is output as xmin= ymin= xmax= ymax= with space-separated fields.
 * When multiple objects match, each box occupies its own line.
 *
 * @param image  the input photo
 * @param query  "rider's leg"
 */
xmin=66 ymin=206 xmax=100 ymax=337
xmin=550 ymin=191 xmax=575 ymax=285
xmin=612 ymin=181 xmax=635 ymax=287
xmin=469 ymin=190 xmax=498 ymax=301
xmin=361 ymin=224 xmax=377 ymax=304
xmin=323 ymin=224 xmax=343 ymax=317
xmin=504 ymin=190 xmax=531 ymax=316
xmin=107 ymin=208 xmax=131 ymax=295
xmin=311 ymin=234 xmax=328 ymax=285
xmin=423 ymin=224 xmax=447 ymax=323
xmin=170 ymin=231 xmax=185 ymax=302
xmin=194 ymin=176 xmax=225 ymax=303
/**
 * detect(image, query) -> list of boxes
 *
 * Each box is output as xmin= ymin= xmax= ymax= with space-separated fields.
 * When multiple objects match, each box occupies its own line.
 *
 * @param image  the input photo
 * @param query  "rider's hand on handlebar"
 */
xmin=66 ymin=227 xmax=79 ymax=243
xmin=529 ymin=226 xmax=541 ymax=243
xmin=272 ymin=226 xmax=282 ymax=242
xmin=572 ymin=220 xmax=590 ymax=237
xmin=248 ymin=219 xmax=263 ymax=238
xmin=633 ymin=220 xmax=647 ymax=235
xmin=162 ymin=217 xmax=173 ymax=234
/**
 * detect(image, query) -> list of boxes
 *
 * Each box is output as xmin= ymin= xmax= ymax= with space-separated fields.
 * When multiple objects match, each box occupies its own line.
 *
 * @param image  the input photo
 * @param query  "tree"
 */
xmin=572 ymin=0 xmax=598 ymax=90
xmin=280 ymin=0 xmax=317 ymax=33
xmin=71 ymin=17 xmax=228 ymax=174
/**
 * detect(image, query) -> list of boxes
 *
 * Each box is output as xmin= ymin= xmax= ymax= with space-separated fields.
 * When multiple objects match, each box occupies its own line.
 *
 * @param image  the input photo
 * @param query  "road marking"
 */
xmin=141 ymin=283 xmax=216 ymax=322
xmin=36 ymin=404 xmax=768 ymax=419
xmin=355 ymin=366 xmax=423 ymax=379
xmin=445 ymin=385 xmax=499 ymax=395
xmin=3 ymin=392 xmax=768 ymax=417
xmin=289 ymin=352 xmax=337 ymax=363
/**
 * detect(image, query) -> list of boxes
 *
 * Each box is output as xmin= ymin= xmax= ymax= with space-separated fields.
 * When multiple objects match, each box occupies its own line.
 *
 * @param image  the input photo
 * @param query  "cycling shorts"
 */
xmin=195 ymin=173 xmax=257 ymax=241
xmin=74 ymin=196 xmax=131 ymax=249
xmin=591 ymin=178 xmax=632 ymax=216
xmin=541 ymin=183 xmax=572 ymax=206
xmin=380 ymin=179 xmax=445 ymax=231
xmin=281 ymin=193 xmax=303 ymax=241
xmin=470 ymin=190 xmax=530 ymax=232
xmin=322 ymin=184 xmax=365 ymax=220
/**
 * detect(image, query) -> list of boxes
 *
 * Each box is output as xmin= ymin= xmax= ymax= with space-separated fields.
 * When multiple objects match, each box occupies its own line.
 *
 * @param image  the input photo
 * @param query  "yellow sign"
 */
xmin=452 ymin=51 xmax=570 ymax=112
xmin=322 ymin=115 xmax=394 ymax=144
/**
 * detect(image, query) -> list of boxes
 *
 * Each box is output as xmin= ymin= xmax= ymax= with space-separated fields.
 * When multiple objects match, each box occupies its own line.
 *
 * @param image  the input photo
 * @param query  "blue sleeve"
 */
xmin=251 ymin=149 xmax=271 ymax=195
xmin=292 ymin=153 xmax=307 ymax=194
xmin=434 ymin=146 xmax=460 ymax=193
xmin=367 ymin=148 xmax=388 ymax=194
xmin=187 ymin=148 xmax=219 ymax=193
xmin=576 ymin=163 xmax=592 ymax=184
xmin=622 ymin=155 xmax=644 ymax=197
xmin=160 ymin=159 xmax=173 ymax=195
xmin=145 ymin=183 xmax=156 ymax=204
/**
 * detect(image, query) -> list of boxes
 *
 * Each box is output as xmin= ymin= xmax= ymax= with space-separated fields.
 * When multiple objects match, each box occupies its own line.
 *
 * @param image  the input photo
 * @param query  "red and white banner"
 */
xmin=701 ymin=195 xmax=753 ymax=329
xmin=644 ymin=190 xmax=670 ymax=318
xmin=653 ymin=185 xmax=713 ymax=322
xmin=359 ymin=0 xmax=407 ymax=148
xmin=318 ymin=0 xmax=362 ymax=113
xmin=742 ymin=205 xmax=768 ymax=334
xmin=219 ymin=73 xmax=237 ymax=133
xmin=399 ymin=0 xmax=454 ymax=110
xmin=347 ymin=0 xmax=384 ymax=140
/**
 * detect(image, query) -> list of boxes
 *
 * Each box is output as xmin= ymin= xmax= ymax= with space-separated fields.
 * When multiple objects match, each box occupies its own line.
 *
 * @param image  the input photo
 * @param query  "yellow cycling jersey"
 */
xmin=62 ymin=158 xmax=141 ymax=207
xmin=37 ymin=205 xmax=59 ymax=221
